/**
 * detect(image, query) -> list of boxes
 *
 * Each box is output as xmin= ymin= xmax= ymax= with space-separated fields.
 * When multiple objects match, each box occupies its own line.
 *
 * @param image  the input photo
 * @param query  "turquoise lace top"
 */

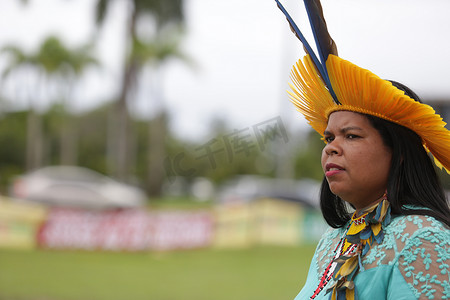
xmin=295 ymin=214 xmax=450 ymax=299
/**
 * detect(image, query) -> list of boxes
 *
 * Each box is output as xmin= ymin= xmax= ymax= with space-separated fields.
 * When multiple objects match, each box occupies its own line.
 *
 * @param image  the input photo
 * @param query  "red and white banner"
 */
xmin=150 ymin=211 xmax=212 ymax=250
xmin=37 ymin=208 xmax=213 ymax=251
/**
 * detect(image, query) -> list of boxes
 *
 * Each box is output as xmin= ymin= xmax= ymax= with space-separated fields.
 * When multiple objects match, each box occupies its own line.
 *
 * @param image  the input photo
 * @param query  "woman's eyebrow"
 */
xmin=341 ymin=126 xmax=363 ymax=133
xmin=323 ymin=126 xmax=363 ymax=136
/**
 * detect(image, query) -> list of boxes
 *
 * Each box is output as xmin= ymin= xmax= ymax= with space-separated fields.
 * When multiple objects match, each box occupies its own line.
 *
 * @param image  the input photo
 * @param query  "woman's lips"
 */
xmin=325 ymin=163 xmax=345 ymax=177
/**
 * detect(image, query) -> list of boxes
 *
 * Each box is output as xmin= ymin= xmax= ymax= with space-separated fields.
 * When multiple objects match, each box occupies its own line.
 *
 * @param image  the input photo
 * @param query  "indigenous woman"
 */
xmin=274 ymin=1 xmax=450 ymax=299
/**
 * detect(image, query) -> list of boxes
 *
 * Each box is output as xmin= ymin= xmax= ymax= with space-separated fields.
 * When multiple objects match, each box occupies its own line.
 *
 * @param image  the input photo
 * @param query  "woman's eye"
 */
xmin=347 ymin=134 xmax=359 ymax=139
xmin=324 ymin=136 xmax=334 ymax=143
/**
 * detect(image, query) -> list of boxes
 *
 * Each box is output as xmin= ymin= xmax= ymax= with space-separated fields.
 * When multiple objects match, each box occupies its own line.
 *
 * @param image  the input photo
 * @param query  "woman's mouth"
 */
xmin=325 ymin=163 xmax=345 ymax=177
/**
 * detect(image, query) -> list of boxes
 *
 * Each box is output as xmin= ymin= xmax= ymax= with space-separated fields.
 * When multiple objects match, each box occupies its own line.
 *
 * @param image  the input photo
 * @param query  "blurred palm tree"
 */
xmin=1 ymin=44 xmax=43 ymax=170
xmin=95 ymin=0 xmax=186 ymax=191
xmin=133 ymin=35 xmax=192 ymax=195
xmin=44 ymin=40 xmax=99 ymax=165
xmin=1 ymin=36 xmax=98 ymax=168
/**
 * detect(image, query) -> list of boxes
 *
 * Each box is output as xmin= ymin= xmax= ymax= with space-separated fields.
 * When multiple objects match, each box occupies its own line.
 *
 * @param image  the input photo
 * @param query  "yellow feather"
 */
xmin=371 ymin=222 xmax=382 ymax=236
xmin=346 ymin=288 xmax=355 ymax=300
xmin=331 ymin=290 xmax=337 ymax=300
xmin=335 ymin=257 xmax=358 ymax=277
xmin=288 ymin=54 xmax=450 ymax=172
xmin=347 ymin=222 xmax=366 ymax=235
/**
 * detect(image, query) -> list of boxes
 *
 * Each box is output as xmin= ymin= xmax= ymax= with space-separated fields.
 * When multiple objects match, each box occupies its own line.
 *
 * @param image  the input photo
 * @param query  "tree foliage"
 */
xmin=0 ymin=103 xmax=306 ymax=195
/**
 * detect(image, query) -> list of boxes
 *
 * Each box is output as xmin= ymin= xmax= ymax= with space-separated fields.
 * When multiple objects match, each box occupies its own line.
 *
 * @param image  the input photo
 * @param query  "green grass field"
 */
xmin=0 ymin=245 xmax=316 ymax=300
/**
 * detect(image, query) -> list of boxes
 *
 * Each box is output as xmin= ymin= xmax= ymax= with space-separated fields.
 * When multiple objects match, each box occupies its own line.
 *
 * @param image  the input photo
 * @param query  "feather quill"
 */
xmin=274 ymin=1 xmax=323 ymax=77
xmin=303 ymin=0 xmax=337 ymax=66
xmin=303 ymin=0 xmax=339 ymax=103
xmin=275 ymin=0 xmax=340 ymax=104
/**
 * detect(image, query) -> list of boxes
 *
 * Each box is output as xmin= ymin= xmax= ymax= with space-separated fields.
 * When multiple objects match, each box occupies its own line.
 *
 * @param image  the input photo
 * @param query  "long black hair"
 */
xmin=320 ymin=81 xmax=450 ymax=228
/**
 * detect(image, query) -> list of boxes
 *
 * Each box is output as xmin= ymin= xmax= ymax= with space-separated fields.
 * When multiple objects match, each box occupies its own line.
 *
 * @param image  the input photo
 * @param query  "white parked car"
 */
xmin=216 ymin=175 xmax=321 ymax=208
xmin=10 ymin=166 xmax=147 ymax=210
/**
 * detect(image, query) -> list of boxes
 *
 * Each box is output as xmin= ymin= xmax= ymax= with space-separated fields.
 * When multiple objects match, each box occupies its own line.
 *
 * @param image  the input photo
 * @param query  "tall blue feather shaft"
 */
xmin=274 ymin=0 xmax=326 ymax=82
xmin=275 ymin=0 xmax=340 ymax=104
xmin=303 ymin=0 xmax=329 ymax=68
xmin=303 ymin=0 xmax=338 ymax=100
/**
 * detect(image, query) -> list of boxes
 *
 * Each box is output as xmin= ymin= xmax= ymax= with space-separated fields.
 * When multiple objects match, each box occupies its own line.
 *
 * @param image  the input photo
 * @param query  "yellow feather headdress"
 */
xmin=275 ymin=0 xmax=450 ymax=173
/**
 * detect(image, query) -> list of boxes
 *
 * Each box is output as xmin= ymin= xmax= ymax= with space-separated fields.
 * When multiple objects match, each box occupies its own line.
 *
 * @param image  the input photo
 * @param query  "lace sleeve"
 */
xmin=398 ymin=222 xmax=450 ymax=299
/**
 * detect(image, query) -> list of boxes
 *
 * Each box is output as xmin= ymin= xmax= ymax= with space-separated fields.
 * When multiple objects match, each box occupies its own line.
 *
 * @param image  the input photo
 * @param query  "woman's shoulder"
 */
xmin=386 ymin=214 xmax=450 ymax=299
xmin=385 ymin=214 xmax=449 ymax=250
xmin=387 ymin=213 xmax=449 ymax=238
xmin=362 ymin=214 xmax=448 ymax=268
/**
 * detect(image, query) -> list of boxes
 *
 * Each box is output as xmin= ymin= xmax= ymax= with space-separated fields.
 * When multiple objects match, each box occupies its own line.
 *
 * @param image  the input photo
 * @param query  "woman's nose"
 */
xmin=324 ymin=140 xmax=341 ymax=156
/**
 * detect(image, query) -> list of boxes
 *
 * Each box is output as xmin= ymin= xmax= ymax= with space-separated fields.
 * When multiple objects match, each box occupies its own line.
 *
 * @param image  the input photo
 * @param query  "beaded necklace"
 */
xmin=310 ymin=222 xmax=353 ymax=299
xmin=310 ymin=197 xmax=391 ymax=300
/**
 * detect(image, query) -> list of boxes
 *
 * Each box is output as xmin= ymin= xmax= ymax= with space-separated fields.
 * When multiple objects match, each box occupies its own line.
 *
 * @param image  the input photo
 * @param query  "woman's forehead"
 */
xmin=326 ymin=111 xmax=371 ymax=129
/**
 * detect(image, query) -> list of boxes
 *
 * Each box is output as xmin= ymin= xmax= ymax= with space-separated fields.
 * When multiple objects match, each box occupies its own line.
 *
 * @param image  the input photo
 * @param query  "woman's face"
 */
xmin=321 ymin=111 xmax=392 ymax=210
